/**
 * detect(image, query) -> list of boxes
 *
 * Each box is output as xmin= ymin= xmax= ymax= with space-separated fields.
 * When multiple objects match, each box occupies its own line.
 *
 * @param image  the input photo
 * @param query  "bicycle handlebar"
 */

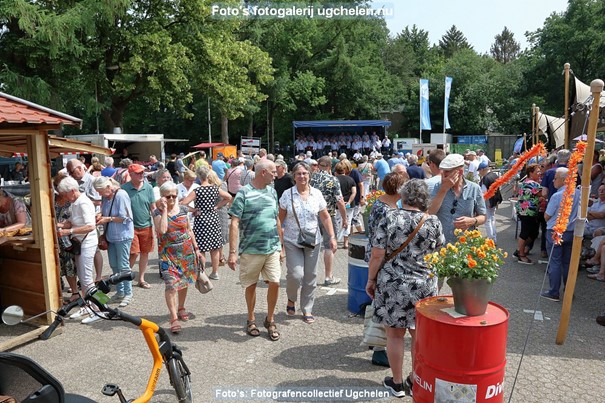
xmin=40 ymin=272 xmax=136 ymax=339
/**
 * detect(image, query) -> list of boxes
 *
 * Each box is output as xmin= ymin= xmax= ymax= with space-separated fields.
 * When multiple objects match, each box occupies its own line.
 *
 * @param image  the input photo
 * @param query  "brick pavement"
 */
xmin=4 ymin=199 xmax=605 ymax=402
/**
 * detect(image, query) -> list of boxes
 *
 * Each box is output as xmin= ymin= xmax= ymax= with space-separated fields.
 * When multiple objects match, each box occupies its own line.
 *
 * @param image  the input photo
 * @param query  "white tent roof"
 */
xmin=574 ymin=77 xmax=605 ymax=107
xmin=537 ymin=112 xmax=566 ymax=148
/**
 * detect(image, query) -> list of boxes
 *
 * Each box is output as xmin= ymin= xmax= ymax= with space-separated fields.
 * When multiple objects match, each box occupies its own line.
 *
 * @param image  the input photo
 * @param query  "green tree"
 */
xmin=438 ymin=25 xmax=473 ymax=58
xmin=490 ymin=27 xmax=520 ymax=63
xmin=0 ymin=0 xmax=273 ymax=142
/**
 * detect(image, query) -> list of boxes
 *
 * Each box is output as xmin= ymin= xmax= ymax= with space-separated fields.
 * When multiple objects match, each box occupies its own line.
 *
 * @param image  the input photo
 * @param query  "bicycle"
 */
xmin=1 ymin=272 xmax=192 ymax=403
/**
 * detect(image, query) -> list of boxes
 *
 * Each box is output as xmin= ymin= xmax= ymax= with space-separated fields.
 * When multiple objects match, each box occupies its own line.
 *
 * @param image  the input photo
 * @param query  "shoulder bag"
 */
xmin=195 ymin=265 xmax=214 ymax=294
xmin=98 ymin=191 xmax=117 ymax=251
xmin=291 ymin=188 xmax=318 ymax=248
xmin=381 ymin=213 xmax=428 ymax=267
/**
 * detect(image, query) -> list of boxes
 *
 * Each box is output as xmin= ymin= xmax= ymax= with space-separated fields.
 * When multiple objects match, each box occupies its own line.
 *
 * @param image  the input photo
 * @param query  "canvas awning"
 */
xmin=0 ymin=135 xmax=113 ymax=158
xmin=192 ymin=142 xmax=228 ymax=149
xmin=292 ymin=120 xmax=392 ymax=128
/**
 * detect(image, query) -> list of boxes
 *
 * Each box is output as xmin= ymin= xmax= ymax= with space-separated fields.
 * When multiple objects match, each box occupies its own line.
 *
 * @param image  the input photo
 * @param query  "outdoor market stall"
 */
xmin=0 ymin=92 xmax=111 ymax=351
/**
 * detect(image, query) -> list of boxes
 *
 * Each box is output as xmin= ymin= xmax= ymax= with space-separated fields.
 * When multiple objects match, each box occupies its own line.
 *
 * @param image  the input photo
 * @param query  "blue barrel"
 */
xmin=348 ymin=234 xmax=372 ymax=314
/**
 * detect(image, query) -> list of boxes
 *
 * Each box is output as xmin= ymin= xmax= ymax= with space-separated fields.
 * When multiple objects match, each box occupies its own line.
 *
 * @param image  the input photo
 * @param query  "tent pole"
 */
xmin=531 ymin=104 xmax=535 ymax=149
xmin=556 ymin=79 xmax=604 ymax=345
xmin=564 ymin=63 xmax=571 ymax=150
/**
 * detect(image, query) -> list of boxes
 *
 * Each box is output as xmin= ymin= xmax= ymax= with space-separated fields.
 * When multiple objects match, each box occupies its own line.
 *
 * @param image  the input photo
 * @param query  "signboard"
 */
xmin=241 ymin=137 xmax=261 ymax=155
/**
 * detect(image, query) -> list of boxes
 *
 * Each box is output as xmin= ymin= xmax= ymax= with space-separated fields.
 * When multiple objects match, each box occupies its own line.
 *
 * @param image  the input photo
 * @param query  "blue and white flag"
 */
xmin=419 ymin=79 xmax=431 ymax=131
xmin=444 ymin=76 xmax=453 ymax=130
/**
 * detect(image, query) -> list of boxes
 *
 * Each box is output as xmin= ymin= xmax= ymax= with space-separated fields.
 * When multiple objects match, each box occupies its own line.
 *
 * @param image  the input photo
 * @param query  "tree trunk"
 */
xmin=248 ymin=115 xmax=253 ymax=137
xmin=101 ymin=103 xmax=126 ymax=133
xmin=221 ymin=114 xmax=229 ymax=144
xmin=268 ymin=102 xmax=274 ymax=153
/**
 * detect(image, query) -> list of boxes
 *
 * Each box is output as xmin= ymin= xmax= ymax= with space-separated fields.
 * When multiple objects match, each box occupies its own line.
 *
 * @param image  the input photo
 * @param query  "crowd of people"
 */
xmin=0 ymin=138 xmax=594 ymax=398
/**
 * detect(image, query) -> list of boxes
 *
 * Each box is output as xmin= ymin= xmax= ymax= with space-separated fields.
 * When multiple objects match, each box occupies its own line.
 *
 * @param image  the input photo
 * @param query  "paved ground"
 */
xmin=3 ymin=199 xmax=605 ymax=402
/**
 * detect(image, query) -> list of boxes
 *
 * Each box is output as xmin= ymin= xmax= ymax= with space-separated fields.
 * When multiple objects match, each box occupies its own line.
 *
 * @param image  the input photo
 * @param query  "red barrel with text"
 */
xmin=413 ymin=296 xmax=509 ymax=402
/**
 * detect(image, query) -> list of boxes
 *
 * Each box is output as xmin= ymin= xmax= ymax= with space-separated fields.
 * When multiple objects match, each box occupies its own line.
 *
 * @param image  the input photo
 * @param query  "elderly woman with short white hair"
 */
xmin=56 ymin=176 xmax=100 ymax=324
xmin=94 ymin=176 xmax=135 ymax=307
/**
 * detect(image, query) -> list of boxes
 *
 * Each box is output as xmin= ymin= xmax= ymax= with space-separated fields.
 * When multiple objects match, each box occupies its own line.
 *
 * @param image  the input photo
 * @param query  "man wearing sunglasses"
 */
xmin=428 ymin=153 xmax=486 ymax=244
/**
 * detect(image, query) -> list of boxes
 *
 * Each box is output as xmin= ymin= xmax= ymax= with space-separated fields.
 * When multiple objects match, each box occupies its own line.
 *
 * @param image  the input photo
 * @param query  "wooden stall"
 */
xmin=0 ymin=92 xmax=111 ymax=350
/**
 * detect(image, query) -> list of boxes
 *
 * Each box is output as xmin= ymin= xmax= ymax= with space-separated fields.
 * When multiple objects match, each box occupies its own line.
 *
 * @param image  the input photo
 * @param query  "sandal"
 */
xmin=246 ymin=320 xmax=260 ymax=337
xmin=177 ymin=308 xmax=189 ymax=321
xmin=263 ymin=317 xmax=280 ymax=341
xmin=286 ymin=300 xmax=295 ymax=316
xmin=137 ymin=281 xmax=151 ymax=289
xmin=170 ymin=319 xmax=181 ymax=334
xmin=63 ymin=293 xmax=80 ymax=304
xmin=219 ymin=256 xmax=226 ymax=267
xmin=587 ymin=273 xmax=605 ymax=282
xmin=302 ymin=314 xmax=315 ymax=324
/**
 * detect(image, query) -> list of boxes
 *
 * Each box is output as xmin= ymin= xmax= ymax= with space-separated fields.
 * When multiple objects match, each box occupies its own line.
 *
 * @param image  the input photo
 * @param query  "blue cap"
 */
xmin=478 ymin=161 xmax=489 ymax=170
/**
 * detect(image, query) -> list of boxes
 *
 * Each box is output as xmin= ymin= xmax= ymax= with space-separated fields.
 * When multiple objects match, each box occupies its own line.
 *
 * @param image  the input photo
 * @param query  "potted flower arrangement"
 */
xmin=362 ymin=189 xmax=385 ymax=232
xmin=424 ymin=229 xmax=508 ymax=315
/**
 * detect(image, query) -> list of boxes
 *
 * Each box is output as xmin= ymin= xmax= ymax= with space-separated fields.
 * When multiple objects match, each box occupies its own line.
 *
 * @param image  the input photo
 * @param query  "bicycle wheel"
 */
xmin=167 ymin=357 xmax=192 ymax=403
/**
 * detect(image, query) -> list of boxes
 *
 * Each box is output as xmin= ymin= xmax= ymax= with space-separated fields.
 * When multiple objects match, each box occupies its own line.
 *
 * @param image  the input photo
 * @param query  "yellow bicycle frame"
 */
xmin=132 ymin=319 xmax=162 ymax=403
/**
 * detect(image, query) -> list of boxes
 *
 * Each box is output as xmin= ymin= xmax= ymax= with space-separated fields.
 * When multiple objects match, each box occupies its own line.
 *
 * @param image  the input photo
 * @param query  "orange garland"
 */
xmin=483 ymin=143 xmax=546 ymax=201
xmin=551 ymin=142 xmax=586 ymax=244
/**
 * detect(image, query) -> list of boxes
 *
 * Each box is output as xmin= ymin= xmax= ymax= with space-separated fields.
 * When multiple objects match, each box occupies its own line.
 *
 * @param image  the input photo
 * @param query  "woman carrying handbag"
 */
xmin=278 ymin=162 xmax=337 ymax=324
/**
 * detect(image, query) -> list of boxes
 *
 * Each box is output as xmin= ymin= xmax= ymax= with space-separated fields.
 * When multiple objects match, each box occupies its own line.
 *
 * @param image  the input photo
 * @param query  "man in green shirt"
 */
xmin=122 ymin=164 xmax=156 ymax=289
xmin=228 ymin=159 xmax=284 ymax=341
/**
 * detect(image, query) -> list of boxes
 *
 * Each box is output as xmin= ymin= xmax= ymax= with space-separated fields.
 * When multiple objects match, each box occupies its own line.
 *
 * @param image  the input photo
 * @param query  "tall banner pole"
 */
xmin=564 ymin=63 xmax=571 ymax=150
xmin=529 ymin=104 xmax=535 ymax=150
xmin=556 ymin=78 xmax=604 ymax=345
xmin=534 ymin=106 xmax=540 ymax=146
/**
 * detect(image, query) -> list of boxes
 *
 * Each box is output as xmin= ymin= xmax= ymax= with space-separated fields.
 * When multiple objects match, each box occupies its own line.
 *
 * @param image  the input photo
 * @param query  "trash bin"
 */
xmin=347 ymin=234 xmax=371 ymax=314
xmin=414 ymin=296 xmax=509 ymax=402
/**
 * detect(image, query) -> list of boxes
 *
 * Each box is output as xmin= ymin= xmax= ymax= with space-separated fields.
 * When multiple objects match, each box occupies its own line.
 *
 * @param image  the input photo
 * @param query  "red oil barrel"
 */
xmin=413 ymin=296 xmax=509 ymax=402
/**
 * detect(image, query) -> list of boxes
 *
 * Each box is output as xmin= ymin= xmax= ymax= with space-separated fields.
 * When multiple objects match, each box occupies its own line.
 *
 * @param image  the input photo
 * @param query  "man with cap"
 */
xmin=212 ymin=152 xmax=228 ymax=181
xmin=478 ymin=161 xmax=501 ymax=243
xmin=464 ymin=150 xmax=480 ymax=183
xmin=122 ymin=163 xmax=156 ymax=289
xmin=428 ymin=154 xmax=486 ymax=244
xmin=304 ymin=151 xmax=314 ymax=165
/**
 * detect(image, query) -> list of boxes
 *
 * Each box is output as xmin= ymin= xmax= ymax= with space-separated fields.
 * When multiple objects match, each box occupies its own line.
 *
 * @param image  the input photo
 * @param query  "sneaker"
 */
xmin=383 ymin=376 xmax=405 ymax=398
xmin=119 ymin=294 xmax=133 ymax=307
xmin=208 ymin=272 xmax=220 ymax=280
xmin=81 ymin=311 xmax=107 ymax=324
xmin=324 ymin=277 xmax=341 ymax=286
xmin=513 ymin=250 xmax=519 ymax=258
xmin=108 ymin=293 xmax=125 ymax=304
xmin=596 ymin=315 xmax=605 ymax=327
xmin=69 ymin=307 xmax=91 ymax=320
xmin=540 ymin=292 xmax=560 ymax=302
xmin=403 ymin=375 xmax=413 ymax=397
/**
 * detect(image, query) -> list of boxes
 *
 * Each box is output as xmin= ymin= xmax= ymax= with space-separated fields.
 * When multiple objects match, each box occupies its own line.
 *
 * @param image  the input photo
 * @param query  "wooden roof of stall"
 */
xmin=0 ymin=92 xmax=82 ymax=128
xmin=0 ymin=92 xmax=111 ymax=156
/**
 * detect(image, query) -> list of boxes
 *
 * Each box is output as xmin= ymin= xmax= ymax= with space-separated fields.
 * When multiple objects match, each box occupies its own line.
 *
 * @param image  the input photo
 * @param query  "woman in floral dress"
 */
xmin=154 ymin=182 xmax=201 ymax=334
xmin=515 ymin=163 xmax=542 ymax=264
xmin=366 ymin=179 xmax=444 ymax=398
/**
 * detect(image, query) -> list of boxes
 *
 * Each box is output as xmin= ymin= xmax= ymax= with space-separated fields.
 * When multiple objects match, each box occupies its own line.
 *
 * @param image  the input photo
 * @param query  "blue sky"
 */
xmin=375 ymin=0 xmax=570 ymax=53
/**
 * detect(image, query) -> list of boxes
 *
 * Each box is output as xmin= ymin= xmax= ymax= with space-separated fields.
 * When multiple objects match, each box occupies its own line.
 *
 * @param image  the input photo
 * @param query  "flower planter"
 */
xmin=447 ymin=277 xmax=492 ymax=316
xmin=362 ymin=214 xmax=369 ymax=234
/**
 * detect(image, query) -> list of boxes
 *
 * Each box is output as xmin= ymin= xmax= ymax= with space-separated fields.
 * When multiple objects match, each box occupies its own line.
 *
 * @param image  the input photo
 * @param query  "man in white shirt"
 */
xmin=477 ymin=149 xmax=491 ymax=166
xmin=465 ymin=151 xmax=480 ymax=182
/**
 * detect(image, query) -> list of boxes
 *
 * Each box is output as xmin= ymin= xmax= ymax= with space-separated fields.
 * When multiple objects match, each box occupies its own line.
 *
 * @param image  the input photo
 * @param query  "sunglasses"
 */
xmin=164 ymin=195 xmax=178 ymax=199
xmin=450 ymin=199 xmax=458 ymax=215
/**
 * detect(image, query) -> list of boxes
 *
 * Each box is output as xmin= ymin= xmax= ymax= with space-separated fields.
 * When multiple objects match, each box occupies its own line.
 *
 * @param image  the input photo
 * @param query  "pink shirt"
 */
xmin=227 ymin=166 xmax=245 ymax=194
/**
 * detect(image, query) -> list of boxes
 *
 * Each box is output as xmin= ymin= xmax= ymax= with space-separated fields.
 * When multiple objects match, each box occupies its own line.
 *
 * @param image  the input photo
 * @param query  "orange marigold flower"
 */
xmin=552 ymin=142 xmax=584 ymax=245
xmin=467 ymin=259 xmax=477 ymax=268
xmin=478 ymin=251 xmax=487 ymax=259
xmin=459 ymin=236 xmax=467 ymax=243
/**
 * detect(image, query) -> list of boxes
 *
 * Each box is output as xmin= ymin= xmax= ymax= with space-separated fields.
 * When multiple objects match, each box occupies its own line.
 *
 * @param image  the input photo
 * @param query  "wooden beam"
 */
xmin=0 ymin=326 xmax=62 ymax=352
xmin=29 ymin=132 xmax=62 ymax=323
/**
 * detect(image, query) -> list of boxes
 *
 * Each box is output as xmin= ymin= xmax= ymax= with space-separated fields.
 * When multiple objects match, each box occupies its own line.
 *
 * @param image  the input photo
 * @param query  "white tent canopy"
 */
xmin=575 ymin=77 xmax=605 ymax=107
xmin=537 ymin=112 xmax=566 ymax=148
